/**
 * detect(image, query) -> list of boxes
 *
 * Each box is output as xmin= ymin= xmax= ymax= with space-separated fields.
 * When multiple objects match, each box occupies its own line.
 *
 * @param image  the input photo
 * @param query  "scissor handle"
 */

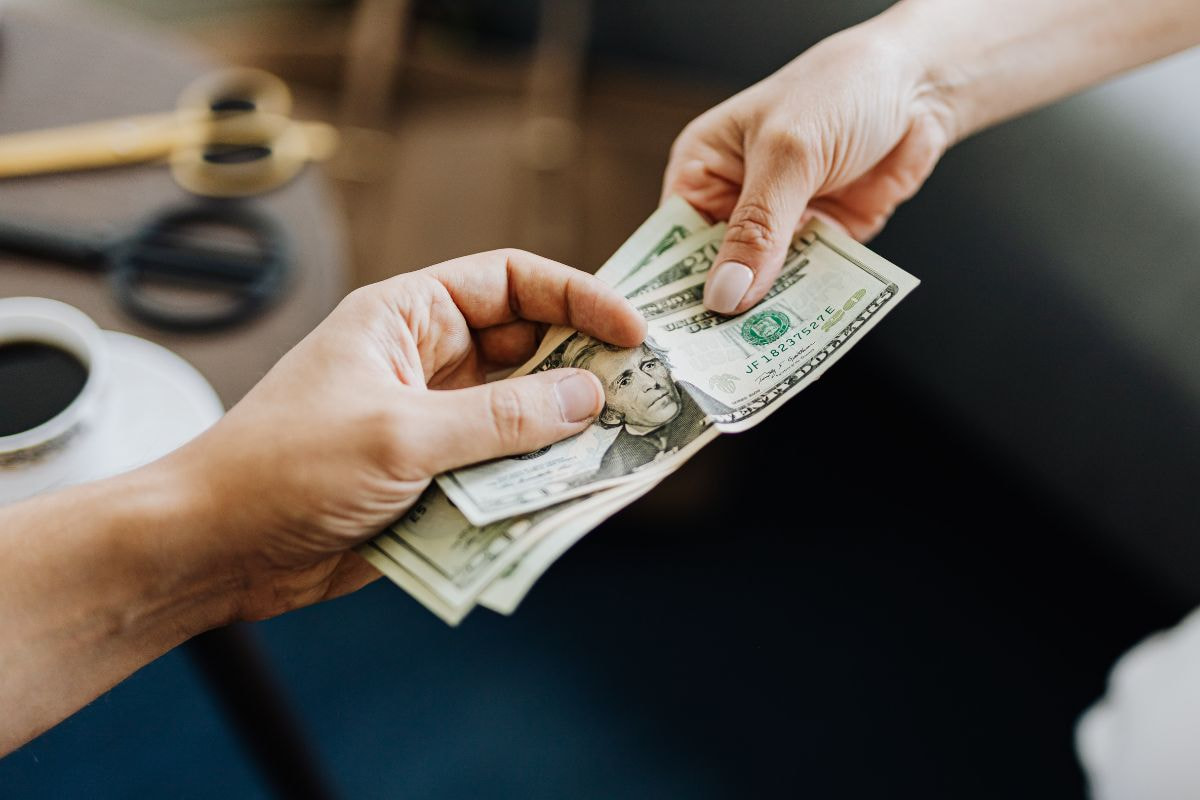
xmin=0 ymin=67 xmax=336 ymax=195
xmin=0 ymin=68 xmax=289 ymax=180
xmin=0 ymin=112 xmax=182 ymax=178
xmin=171 ymin=67 xmax=338 ymax=197
xmin=170 ymin=116 xmax=338 ymax=198
xmin=0 ymin=217 xmax=108 ymax=265
xmin=109 ymin=203 xmax=290 ymax=332
xmin=177 ymin=68 xmax=293 ymax=118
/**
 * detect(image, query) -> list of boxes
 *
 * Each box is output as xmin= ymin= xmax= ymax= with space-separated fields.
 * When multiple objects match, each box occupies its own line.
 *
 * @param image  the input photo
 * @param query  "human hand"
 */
xmin=1077 ymin=608 xmax=1200 ymax=798
xmin=663 ymin=24 xmax=954 ymax=314
xmin=163 ymin=250 xmax=646 ymax=622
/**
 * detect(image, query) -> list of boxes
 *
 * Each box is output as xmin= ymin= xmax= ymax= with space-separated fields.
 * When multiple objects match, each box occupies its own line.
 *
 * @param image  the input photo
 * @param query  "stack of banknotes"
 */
xmin=358 ymin=196 xmax=919 ymax=624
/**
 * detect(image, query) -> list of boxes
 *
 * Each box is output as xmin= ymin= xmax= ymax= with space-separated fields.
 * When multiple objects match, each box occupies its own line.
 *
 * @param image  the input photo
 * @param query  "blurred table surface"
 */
xmin=0 ymin=3 xmax=349 ymax=406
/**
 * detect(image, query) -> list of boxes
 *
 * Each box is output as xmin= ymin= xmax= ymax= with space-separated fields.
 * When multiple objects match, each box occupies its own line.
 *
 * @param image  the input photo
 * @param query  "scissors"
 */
xmin=0 ymin=203 xmax=289 ymax=331
xmin=0 ymin=68 xmax=338 ymax=197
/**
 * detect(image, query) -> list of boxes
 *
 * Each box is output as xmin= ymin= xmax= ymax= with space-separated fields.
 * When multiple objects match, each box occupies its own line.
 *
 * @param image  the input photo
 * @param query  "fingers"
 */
xmin=476 ymin=321 xmax=540 ymax=368
xmin=400 ymin=369 xmax=604 ymax=476
xmin=809 ymin=115 xmax=947 ymax=241
xmin=320 ymin=552 xmax=382 ymax=602
xmin=425 ymin=249 xmax=646 ymax=347
xmin=704 ymin=140 xmax=814 ymax=315
xmin=662 ymin=103 xmax=746 ymax=212
xmin=662 ymin=156 xmax=742 ymax=220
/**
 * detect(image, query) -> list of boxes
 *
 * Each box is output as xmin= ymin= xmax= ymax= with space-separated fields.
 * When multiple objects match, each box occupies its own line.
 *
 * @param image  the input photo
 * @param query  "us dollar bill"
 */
xmin=367 ymin=199 xmax=918 ymax=623
xmin=536 ymin=196 xmax=710 ymax=356
xmin=361 ymin=198 xmax=709 ymax=624
xmin=594 ymin=194 xmax=708 ymax=287
xmin=617 ymin=223 xmax=725 ymax=298
xmin=359 ymin=473 xmax=673 ymax=625
xmin=632 ymin=222 xmax=918 ymax=432
xmin=477 ymin=477 xmax=662 ymax=615
xmin=438 ymin=218 xmax=919 ymax=525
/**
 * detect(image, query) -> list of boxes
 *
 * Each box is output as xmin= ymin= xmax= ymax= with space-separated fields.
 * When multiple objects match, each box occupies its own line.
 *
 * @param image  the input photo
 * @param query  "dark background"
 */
xmin=3 ymin=1 xmax=1199 ymax=797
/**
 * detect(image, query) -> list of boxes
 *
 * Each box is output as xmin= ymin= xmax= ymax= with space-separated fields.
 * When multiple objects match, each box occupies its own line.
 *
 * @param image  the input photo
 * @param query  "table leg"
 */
xmin=186 ymin=625 xmax=338 ymax=800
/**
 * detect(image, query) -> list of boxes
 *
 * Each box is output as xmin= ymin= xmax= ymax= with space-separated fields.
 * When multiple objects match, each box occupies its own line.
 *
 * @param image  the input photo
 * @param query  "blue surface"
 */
xmin=2 ymin=648 xmax=268 ymax=798
xmin=253 ymin=583 xmax=715 ymax=800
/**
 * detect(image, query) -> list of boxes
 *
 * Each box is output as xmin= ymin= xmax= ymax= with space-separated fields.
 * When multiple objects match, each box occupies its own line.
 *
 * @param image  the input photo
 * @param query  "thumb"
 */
xmin=406 ymin=368 xmax=604 ymax=476
xmin=705 ymin=152 xmax=812 ymax=315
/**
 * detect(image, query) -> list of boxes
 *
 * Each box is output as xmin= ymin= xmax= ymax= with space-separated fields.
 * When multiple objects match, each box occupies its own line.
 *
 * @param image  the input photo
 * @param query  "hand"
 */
xmin=164 ymin=250 xmax=646 ymax=622
xmin=1078 ymin=609 xmax=1200 ymax=797
xmin=663 ymin=25 xmax=954 ymax=314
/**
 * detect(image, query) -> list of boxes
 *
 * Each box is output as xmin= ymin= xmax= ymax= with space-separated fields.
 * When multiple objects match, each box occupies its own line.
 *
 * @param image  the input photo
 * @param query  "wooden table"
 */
xmin=0 ymin=6 xmax=347 ymax=797
xmin=0 ymin=4 xmax=348 ymax=406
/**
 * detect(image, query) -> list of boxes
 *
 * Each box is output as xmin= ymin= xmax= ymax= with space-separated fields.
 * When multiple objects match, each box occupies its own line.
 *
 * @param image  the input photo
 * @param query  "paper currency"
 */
xmin=618 ymin=223 xmax=725 ymax=297
xmin=594 ymin=194 xmax=708 ymax=286
xmin=359 ymin=479 xmax=653 ymax=625
xmin=438 ymin=219 xmax=918 ymax=525
xmin=364 ymin=197 xmax=918 ymax=624
xmin=477 ymin=476 xmax=661 ymax=615
xmin=358 ymin=199 xmax=710 ymax=624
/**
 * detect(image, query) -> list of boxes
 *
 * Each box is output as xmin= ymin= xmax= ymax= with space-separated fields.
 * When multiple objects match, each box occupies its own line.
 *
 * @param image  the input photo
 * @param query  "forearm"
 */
xmin=0 ymin=461 xmax=235 ymax=754
xmin=874 ymin=0 xmax=1200 ymax=142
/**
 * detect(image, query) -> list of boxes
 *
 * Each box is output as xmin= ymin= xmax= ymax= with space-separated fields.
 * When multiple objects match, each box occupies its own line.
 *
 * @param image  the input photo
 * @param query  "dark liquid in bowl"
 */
xmin=0 ymin=341 xmax=89 ymax=437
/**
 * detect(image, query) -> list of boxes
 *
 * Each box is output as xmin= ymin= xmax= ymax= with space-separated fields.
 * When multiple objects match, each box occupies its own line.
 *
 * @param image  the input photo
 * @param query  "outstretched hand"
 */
xmin=663 ymin=27 xmax=953 ymax=314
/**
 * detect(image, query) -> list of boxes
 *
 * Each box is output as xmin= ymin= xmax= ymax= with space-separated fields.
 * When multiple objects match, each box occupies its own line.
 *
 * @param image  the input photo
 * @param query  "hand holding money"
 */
xmin=366 ymin=197 xmax=918 ymax=624
xmin=167 ymin=249 xmax=645 ymax=621
xmin=663 ymin=23 xmax=946 ymax=314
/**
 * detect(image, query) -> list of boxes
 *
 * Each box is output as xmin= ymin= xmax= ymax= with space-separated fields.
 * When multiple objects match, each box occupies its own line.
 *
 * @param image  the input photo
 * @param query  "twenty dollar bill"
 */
xmin=439 ymin=219 xmax=918 ymax=525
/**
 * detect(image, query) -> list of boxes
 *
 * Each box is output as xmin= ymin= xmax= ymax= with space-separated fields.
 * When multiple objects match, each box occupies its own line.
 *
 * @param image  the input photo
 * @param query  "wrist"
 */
xmin=858 ymin=1 xmax=973 ymax=144
xmin=0 ymin=452 xmax=239 ymax=752
xmin=100 ymin=458 xmax=243 ymax=640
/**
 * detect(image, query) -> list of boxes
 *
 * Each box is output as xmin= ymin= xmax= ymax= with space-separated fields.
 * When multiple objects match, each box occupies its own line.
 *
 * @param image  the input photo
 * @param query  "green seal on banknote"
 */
xmin=740 ymin=310 xmax=791 ymax=346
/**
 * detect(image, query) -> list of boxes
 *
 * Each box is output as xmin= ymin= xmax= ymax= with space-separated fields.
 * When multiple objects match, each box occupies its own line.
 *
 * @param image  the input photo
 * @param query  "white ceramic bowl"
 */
xmin=0 ymin=297 xmax=111 ymax=463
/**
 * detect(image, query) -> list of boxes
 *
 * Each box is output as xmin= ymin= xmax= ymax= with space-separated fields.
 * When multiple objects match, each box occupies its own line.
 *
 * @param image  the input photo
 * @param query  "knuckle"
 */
xmin=761 ymin=124 xmax=806 ymax=161
xmin=671 ymin=100 xmax=741 ymax=160
xmin=364 ymin=406 xmax=411 ymax=468
xmin=486 ymin=383 xmax=528 ymax=451
xmin=725 ymin=200 xmax=779 ymax=254
xmin=489 ymin=247 xmax=525 ymax=265
xmin=338 ymin=284 xmax=375 ymax=314
xmin=670 ymin=118 xmax=704 ymax=158
xmin=339 ymin=279 xmax=407 ymax=321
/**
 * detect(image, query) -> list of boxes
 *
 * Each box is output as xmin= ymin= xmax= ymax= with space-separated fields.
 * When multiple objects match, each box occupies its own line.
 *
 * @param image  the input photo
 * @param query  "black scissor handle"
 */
xmin=109 ymin=203 xmax=289 ymax=332
xmin=0 ymin=217 xmax=108 ymax=266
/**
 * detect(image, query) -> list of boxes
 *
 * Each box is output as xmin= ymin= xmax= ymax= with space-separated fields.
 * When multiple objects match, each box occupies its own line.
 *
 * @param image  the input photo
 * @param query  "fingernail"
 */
xmin=555 ymin=372 xmax=600 ymax=423
xmin=705 ymin=262 xmax=754 ymax=314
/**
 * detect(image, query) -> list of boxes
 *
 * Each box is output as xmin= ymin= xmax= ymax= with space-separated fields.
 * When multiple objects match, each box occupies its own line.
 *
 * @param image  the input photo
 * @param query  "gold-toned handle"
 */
xmin=0 ymin=67 xmax=340 ymax=195
xmin=0 ymin=112 xmax=183 ymax=177
xmin=170 ymin=118 xmax=340 ymax=197
xmin=0 ymin=68 xmax=294 ymax=180
xmin=177 ymin=67 xmax=293 ymax=117
xmin=299 ymin=122 xmax=340 ymax=162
